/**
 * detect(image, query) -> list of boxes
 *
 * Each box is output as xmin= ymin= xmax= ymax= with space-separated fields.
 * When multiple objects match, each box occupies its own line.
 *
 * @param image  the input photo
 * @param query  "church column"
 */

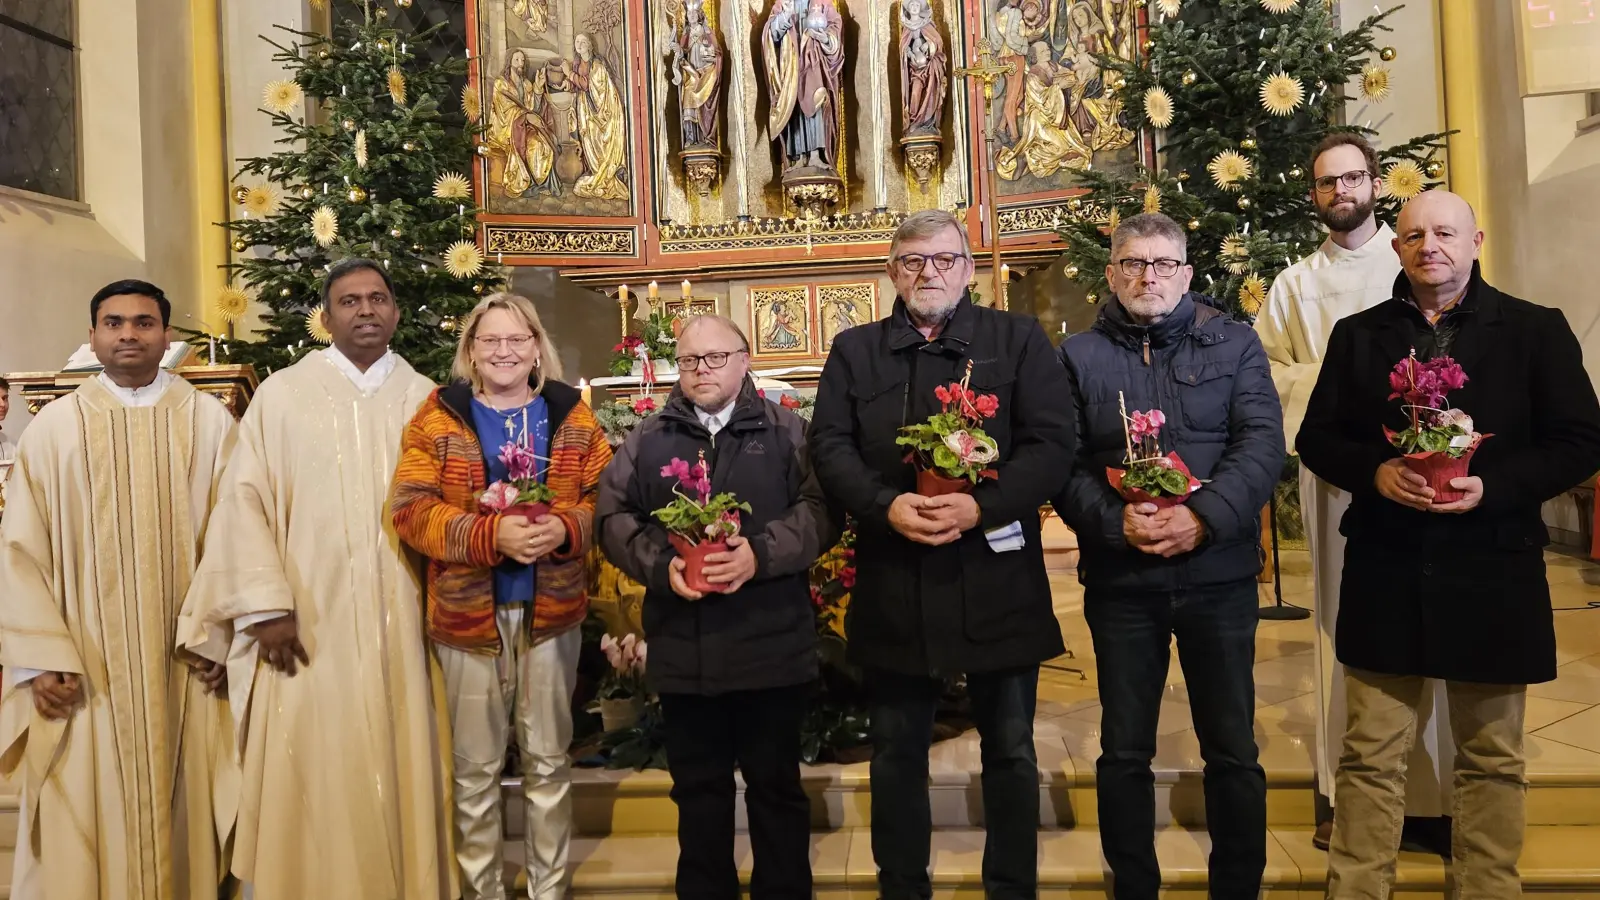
xmin=1438 ymin=0 xmax=1493 ymax=280
xmin=728 ymin=0 xmax=754 ymax=219
xmin=190 ymin=0 xmax=229 ymax=332
xmin=870 ymin=0 xmax=887 ymax=210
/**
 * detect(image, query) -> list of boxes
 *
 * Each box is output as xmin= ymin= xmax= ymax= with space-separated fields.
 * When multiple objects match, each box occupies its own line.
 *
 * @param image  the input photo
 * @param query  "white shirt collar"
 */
xmin=695 ymin=402 xmax=735 ymax=436
xmin=96 ymin=369 xmax=175 ymax=408
xmin=1321 ymin=222 xmax=1395 ymax=264
xmin=321 ymin=345 xmax=398 ymax=396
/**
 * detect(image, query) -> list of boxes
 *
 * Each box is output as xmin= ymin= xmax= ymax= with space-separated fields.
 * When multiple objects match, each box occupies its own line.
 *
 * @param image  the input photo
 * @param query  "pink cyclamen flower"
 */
xmin=632 ymin=640 xmax=647 ymax=672
xmin=600 ymin=634 xmax=623 ymax=669
xmin=479 ymin=481 xmax=520 ymax=512
xmin=661 ymin=458 xmax=692 ymax=481
xmin=1147 ymin=409 xmax=1166 ymax=429
xmin=499 ymin=442 xmax=539 ymax=483
xmin=1129 ymin=411 xmax=1150 ymax=439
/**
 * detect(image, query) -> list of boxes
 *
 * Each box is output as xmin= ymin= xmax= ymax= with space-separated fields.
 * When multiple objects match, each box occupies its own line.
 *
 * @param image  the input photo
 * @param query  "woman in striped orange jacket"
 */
xmin=390 ymin=292 xmax=611 ymax=900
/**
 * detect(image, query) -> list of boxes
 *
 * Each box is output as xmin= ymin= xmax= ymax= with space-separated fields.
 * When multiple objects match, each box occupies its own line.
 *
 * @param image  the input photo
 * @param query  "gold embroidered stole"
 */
xmin=75 ymin=377 xmax=200 ymax=899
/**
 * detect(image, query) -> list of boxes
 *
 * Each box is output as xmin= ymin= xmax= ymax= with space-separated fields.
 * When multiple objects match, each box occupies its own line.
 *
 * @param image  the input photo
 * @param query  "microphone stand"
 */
xmin=1259 ymin=487 xmax=1310 ymax=621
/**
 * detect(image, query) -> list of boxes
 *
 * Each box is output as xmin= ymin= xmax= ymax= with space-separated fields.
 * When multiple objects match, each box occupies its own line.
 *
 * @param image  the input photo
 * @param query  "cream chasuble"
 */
xmin=1256 ymin=224 xmax=1453 ymax=816
xmin=0 ymin=376 xmax=239 ymax=900
xmin=177 ymin=351 xmax=454 ymax=900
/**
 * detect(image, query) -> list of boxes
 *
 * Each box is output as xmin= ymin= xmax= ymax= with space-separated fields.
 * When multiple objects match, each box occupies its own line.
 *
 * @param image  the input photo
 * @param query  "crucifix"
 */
xmin=955 ymin=38 xmax=1013 ymax=311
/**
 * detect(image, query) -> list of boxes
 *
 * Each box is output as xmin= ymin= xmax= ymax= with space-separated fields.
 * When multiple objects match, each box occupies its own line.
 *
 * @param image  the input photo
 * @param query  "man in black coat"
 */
xmin=808 ymin=209 xmax=1074 ymax=900
xmin=597 ymin=315 xmax=834 ymax=900
xmin=1055 ymin=212 xmax=1283 ymax=900
xmin=1297 ymin=190 xmax=1600 ymax=898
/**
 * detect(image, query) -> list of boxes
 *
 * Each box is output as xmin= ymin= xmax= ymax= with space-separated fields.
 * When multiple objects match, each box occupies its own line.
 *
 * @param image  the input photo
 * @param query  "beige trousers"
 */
xmin=437 ymin=608 xmax=582 ymax=900
xmin=1326 ymin=668 xmax=1528 ymax=900
xmin=1302 ymin=466 xmax=1454 ymax=815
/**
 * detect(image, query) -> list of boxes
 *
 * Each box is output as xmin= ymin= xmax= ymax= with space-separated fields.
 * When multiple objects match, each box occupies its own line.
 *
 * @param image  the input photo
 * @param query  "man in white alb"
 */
xmin=1255 ymin=133 xmax=1454 ymax=854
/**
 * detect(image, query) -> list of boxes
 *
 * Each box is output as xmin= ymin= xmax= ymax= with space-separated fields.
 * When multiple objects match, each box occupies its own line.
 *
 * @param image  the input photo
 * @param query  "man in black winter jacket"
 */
xmin=809 ymin=210 xmax=1075 ymax=900
xmin=597 ymin=315 xmax=833 ymax=900
xmin=1055 ymin=212 xmax=1284 ymax=900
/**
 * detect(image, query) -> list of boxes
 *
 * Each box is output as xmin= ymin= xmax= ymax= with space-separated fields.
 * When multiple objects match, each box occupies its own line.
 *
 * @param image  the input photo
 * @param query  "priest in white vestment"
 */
xmin=179 ymin=259 xmax=454 ymax=900
xmin=1255 ymin=135 xmax=1453 ymax=852
xmin=0 ymin=281 xmax=238 ymax=900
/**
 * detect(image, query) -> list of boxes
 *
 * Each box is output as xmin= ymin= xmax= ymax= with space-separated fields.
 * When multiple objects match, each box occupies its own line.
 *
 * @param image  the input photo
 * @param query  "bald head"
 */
xmin=677 ymin=314 xmax=750 ymax=353
xmin=676 ymin=314 xmax=751 ymax=413
xmin=1393 ymin=189 xmax=1483 ymax=308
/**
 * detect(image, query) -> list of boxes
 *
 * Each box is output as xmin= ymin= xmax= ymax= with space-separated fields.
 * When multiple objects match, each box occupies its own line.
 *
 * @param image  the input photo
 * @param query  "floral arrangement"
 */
xmin=478 ymin=441 xmax=556 ymax=517
xmin=1106 ymin=395 xmax=1200 ymax=507
xmin=594 ymin=395 xmax=661 ymax=445
xmin=809 ymin=527 xmax=855 ymax=641
xmin=895 ymin=361 xmax=1000 ymax=494
xmin=653 ymin=450 xmax=752 ymax=593
xmin=607 ymin=310 xmax=679 ymax=377
xmin=1383 ymin=351 xmax=1488 ymax=502
xmin=596 ymin=632 xmax=647 ymax=701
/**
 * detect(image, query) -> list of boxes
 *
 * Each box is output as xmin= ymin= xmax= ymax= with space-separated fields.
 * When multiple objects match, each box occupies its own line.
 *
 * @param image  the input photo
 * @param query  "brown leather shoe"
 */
xmin=1313 ymin=819 xmax=1333 ymax=850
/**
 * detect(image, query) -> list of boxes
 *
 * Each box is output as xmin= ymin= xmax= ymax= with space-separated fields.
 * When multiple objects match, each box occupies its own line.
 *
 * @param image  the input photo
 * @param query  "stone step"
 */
xmin=509 ymin=825 xmax=1600 ymax=898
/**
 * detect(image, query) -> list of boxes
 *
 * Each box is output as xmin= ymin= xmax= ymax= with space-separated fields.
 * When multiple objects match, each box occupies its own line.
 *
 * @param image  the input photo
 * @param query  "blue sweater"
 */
xmin=470 ymin=395 xmax=550 ymax=605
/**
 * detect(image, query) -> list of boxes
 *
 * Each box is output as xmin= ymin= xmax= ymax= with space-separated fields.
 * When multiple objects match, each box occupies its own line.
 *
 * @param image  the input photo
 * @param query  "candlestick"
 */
xmin=681 ymin=279 xmax=691 ymax=299
xmin=648 ymin=281 xmax=659 ymax=299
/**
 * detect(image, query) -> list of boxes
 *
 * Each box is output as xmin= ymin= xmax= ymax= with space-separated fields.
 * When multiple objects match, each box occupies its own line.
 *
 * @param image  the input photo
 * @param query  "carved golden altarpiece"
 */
xmin=467 ymin=0 xmax=1153 ymax=363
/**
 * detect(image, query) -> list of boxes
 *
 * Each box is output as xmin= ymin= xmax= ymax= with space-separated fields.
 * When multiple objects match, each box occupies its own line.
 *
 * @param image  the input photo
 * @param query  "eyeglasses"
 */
xmin=894 ymin=252 xmax=970 ymax=273
xmin=1116 ymin=258 xmax=1183 ymax=278
xmin=1313 ymin=170 xmax=1373 ymax=194
xmin=474 ymin=334 xmax=535 ymax=350
xmin=676 ymin=350 xmax=745 ymax=371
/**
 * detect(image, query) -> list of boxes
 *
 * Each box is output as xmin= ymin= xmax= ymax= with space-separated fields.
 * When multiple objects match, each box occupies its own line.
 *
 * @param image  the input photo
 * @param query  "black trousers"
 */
xmin=660 ymin=683 xmax=813 ymax=900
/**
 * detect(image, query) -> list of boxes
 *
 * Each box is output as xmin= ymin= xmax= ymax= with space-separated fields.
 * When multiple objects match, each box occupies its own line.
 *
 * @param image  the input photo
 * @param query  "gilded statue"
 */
xmin=993 ymin=0 xmax=1053 ymax=145
xmin=558 ymin=34 xmax=630 ymax=201
xmin=762 ymin=0 xmax=845 ymax=173
xmin=670 ymin=0 xmax=723 ymax=150
xmin=510 ymin=0 xmax=550 ymax=34
xmin=488 ymin=48 xmax=560 ymax=199
xmin=899 ymin=0 xmax=946 ymax=138
xmin=995 ymin=41 xmax=1091 ymax=181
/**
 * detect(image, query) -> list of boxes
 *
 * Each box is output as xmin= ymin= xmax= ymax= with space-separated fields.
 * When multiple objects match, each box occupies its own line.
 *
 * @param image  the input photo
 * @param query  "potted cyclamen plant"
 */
xmin=652 ymin=450 xmax=752 ymax=594
xmin=478 ymin=441 xmax=557 ymax=520
xmin=895 ymin=360 xmax=1002 ymax=496
xmin=1106 ymin=393 xmax=1201 ymax=508
xmin=1383 ymin=351 xmax=1488 ymax=503
xmin=593 ymin=632 xmax=648 ymax=732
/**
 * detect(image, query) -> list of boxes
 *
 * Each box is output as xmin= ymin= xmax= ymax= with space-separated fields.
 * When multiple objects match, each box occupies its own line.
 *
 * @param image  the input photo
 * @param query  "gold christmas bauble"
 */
xmin=1315 ymin=80 xmax=1328 ymax=92
xmin=376 ymin=39 xmax=391 ymax=52
xmin=1237 ymin=196 xmax=1253 ymax=210
xmin=232 ymin=185 xmax=251 ymax=205
xmin=389 ymin=228 xmax=403 ymax=238
xmin=476 ymin=144 xmax=492 ymax=157
xmin=1288 ymin=166 xmax=1304 ymax=179
xmin=397 ymin=0 xmax=413 ymax=6
xmin=440 ymin=316 xmax=457 ymax=332
xmin=1133 ymin=0 xmax=1146 ymax=8
xmin=1142 ymin=39 xmax=1156 ymax=53
xmin=472 ymin=283 xmax=485 ymax=295
xmin=1240 ymin=137 xmax=1258 ymax=151
xmin=232 ymin=238 xmax=248 ymax=252
xmin=280 ymin=287 xmax=293 ymax=297
xmin=1064 ymin=264 xmax=1080 ymax=278
xmin=318 ymin=49 xmax=330 ymax=61
xmin=1379 ymin=46 xmax=1397 ymax=61
xmin=412 ymin=243 xmax=424 ymax=252
xmin=342 ymin=119 xmax=357 ymax=131
xmin=300 ymin=185 xmax=316 ymax=200
xmin=1109 ymin=75 xmax=1127 ymax=91
xmin=1425 ymin=160 xmax=1444 ymax=178
xmin=1177 ymin=170 xmax=1190 ymax=182
xmin=375 ymin=7 xmax=388 ymax=18
xmin=1187 ymin=218 xmax=1201 ymax=231
xmin=1067 ymin=197 xmax=1083 ymax=210
xmin=1085 ymin=291 xmax=1099 ymax=304
xmin=402 ymin=141 xmax=417 ymax=152
xmin=347 ymin=185 xmax=368 ymax=203
xmin=1182 ymin=70 xmax=1197 ymax=86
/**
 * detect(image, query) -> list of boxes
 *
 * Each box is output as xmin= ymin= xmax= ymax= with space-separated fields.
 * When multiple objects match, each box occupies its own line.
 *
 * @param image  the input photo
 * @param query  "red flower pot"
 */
xmin=668 ymin=534 xmax=729 ymax=594
xmin=505 ymin=502 xmax=551 ymax=521
xmin=1384 ymin=430 xmax=1491 ymax=504
xmin=1105 ymin=452 xmax=1201 ymax=509
xmin=916 ymin=468 xmax=973 ymax=497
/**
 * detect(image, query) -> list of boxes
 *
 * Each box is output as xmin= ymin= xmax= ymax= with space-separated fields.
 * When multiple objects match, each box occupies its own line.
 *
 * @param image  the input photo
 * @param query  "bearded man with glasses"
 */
xmin=1055 ymin=212 xmax=1283 ymax=900
xmin=598 ymin=314 xmax=833 ymax=900
xmin=1254 ymin=133 xmax=1455 ymax=855
xmin=809 ymin=209 xmax=1074 ymax=900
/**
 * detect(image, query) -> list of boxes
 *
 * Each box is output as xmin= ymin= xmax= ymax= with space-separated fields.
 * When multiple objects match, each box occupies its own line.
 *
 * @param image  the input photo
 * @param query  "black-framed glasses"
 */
xmin=1116 ymin=258 xmax=1183 ymax=278
xmin=676 ymin=350 xmax=746 ymax=371
xmin=1313 ymin=170 xmax=1373 ymax=193
xmin=894 ymin=252 xmax=970 ymax=273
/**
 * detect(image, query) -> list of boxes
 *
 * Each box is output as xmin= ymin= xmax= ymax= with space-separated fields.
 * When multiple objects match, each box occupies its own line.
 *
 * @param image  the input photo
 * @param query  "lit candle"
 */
xmin=208 ymin=335 xmax=216 ymax=366
xmin=619 ymin=284 xmax=630 ymax=303
xmin=579 ymin=378 xmax=592 ymax=407
xmin=648 ymin=281 xmax=659 ymax=299
xmin=681 ymin=279 xmax=691 ymax=299
xmin=1001 ymin=264 xmax=1010 ymax=282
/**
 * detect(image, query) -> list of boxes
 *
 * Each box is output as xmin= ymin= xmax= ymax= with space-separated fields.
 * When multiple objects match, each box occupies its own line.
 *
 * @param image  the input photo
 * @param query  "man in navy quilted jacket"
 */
xmin=1055 ymin=212 xmax=1284 ymax=900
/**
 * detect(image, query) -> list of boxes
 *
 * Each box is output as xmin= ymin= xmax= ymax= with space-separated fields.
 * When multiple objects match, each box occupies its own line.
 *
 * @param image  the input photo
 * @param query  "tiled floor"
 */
xmin=1034 ymin=548 xmax=1600 ymax=779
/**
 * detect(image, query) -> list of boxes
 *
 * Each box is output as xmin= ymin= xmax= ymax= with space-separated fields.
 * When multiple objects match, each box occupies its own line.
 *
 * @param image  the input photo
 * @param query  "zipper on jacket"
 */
xmin=1142 ymin=335 xmax=1151 ymax=366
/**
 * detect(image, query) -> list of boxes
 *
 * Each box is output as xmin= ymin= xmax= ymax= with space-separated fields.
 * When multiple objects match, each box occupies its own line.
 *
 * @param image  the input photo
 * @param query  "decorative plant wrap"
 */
xmin=478 ymin=440 xmax=556 ymax=518
xmin=1384 ymin=352 xmax=1486 ymax=504
xmin=652 ymin=450 xmax=751 ymax=596
xmin=896 ymin=360 xmax=1001 ymax=489
xmin=1107 ymin=452 xmax=1202 ymax=508
xmin=1109 ymin=395 xmax=1198 ymax=505
xmin=917 ymin=468 xmax=974 ymax=497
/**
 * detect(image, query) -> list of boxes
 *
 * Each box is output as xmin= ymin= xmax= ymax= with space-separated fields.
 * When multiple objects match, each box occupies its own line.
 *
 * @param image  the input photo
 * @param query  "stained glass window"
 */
xmin=0 ymin=1 xmax=79 ymax=201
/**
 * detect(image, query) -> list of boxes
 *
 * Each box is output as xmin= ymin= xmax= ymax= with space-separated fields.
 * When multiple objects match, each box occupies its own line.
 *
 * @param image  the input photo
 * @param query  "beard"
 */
xmin=1317 ymin=194 xmax=1376 ymax=233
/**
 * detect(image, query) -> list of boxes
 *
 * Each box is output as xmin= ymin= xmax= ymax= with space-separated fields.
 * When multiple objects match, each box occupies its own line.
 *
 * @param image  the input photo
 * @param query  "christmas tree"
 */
xmin=1056 ymin=0 xmax=1448 ymax=319
xmin=213 ymin=2 xmax=501 ymax=382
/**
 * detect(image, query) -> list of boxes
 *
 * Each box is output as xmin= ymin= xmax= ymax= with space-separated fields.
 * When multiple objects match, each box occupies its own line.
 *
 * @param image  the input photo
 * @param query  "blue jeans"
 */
xmin=1084 ymin=580 xmax=1266 ymax=900
xmin=867 ymin=666 xmax=1041 ymax=900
